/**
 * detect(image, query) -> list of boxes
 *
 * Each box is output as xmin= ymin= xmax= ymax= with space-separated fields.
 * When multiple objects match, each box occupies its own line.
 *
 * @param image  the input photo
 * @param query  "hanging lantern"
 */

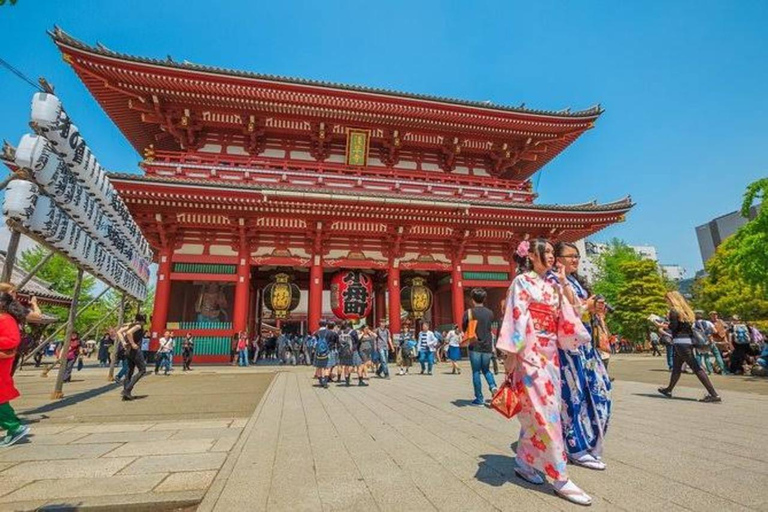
xmin=330 ymin=270 xmax=373 ymax=320
xmin=400 ymin=277 xmax=433 ymax=319
xmin=263 ymin=273 xmax=300 ymax=319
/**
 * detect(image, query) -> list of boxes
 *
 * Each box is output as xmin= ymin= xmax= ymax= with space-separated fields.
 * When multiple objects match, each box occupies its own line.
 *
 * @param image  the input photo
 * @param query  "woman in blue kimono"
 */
xmin=550 ymin=242 xmax=611 ymax=471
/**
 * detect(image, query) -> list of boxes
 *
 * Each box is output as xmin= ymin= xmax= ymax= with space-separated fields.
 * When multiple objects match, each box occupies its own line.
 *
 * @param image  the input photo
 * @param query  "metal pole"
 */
xmin=107 ymin=293 xmax=126 ymax=381
xmin=25 ymin=284 xmax=113 ymax=363
xmin=1 ymin=229 xmax=22 ymax=283
xmin=16 ymin=250 xmax=54 ymax=289
xmin=52 ymin=268 xmax=84 ymax=399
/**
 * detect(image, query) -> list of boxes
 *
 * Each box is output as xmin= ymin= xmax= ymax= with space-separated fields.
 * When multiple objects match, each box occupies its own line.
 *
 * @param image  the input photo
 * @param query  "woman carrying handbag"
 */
xmin=496 ymin=238 xmax=593 ymax=506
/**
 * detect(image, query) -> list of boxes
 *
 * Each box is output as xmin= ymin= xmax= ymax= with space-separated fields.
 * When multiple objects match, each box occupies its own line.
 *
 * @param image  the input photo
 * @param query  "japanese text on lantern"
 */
xmin=346 ymin=129 xmax=369 ymax=166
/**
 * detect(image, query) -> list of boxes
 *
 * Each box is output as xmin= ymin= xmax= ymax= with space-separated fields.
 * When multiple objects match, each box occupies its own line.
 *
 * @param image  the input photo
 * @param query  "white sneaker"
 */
xmin=398 ymin=369 xmax=404 ymax=376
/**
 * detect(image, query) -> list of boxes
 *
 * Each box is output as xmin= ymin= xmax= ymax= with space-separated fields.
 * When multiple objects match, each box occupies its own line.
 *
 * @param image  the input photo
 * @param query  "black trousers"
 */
xmin=730 ymin=344 xmax=749 ymax=374
xmin=124 ymin=349 xmax=147 ymax=395
xmin=182 ymin=349 xmax=193 ymax=370
xmin=667 ymin=343 xmax=717 ymax=397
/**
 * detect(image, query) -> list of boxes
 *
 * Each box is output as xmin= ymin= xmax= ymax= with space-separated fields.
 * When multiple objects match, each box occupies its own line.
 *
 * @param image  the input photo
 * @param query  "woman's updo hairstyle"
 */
xmin=513 ymin=237 xmax=550 ymax=274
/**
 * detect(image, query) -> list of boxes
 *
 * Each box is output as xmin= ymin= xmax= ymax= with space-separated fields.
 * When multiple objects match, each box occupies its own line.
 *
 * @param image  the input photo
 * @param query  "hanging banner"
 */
xmin=345 ymin=129 xmax=370 ymax=167
xmin=330 ymin=270 xmax=373 ymax=320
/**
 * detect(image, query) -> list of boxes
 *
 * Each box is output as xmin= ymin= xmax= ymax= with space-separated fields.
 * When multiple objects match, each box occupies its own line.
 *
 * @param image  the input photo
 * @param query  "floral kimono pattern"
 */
xmin=554 ymin=274 xmax=612 ymax=458
xmin=497 ymin=271 xmax=590 ymax=481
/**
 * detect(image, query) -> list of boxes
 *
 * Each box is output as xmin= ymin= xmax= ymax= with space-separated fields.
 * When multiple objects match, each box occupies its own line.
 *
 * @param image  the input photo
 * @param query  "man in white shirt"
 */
xmin=154 ymin=331 xmax=175 ymax=376
xmin=417 ymin=322 xmax=438 ymax=375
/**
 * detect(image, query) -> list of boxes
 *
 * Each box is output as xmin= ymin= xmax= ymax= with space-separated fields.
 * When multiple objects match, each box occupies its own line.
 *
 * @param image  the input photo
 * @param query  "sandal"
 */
xmin=699 ymin=395 xmax=722 ymax=403
xmin=657 ymin=387 xmax=672 ymax=398
xmin=570 ymin=454 xmax=606 ymax=471
xmin=553 ymin=480 xmax=592 ymax=506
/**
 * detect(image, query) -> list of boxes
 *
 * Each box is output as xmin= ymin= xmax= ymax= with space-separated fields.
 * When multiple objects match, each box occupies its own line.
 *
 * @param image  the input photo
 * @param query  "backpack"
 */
xmin=402 ymin=340 xmax=417 ymax=358
xmin=734 ymin=324 xmax=750 ymax=345
xmin=314 ymin=331 xmax=329 ymax=359
xmin=338 ymin=330 xmax=354 ymax=357
xmin=691 ymin=321 xmax=709 ymax=348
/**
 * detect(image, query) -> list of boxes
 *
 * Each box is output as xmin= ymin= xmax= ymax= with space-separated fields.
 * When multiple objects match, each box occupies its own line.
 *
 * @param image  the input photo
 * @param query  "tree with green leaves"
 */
xmin=723 ymin=178 xmax=768 ymax=289
xmin=693 ymin=235 xmax=768 ymax=320
xmin=612 ymin=259 xmax=669 ymax=344
xmin=591 ymin=239 xmax=668 ymax=343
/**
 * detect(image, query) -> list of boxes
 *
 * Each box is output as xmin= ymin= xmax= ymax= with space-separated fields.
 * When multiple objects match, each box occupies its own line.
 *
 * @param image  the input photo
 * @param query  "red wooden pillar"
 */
xmin=451 ymin=264 xmax=464 ymax=329
xmin=374 ymin=284 xmax=386 ymax=326
xmin=308 ymin=254 xmax=323 ymax=333
xmin=150 ymin=246 xmax=173 ymax=348
xmin=233 ymin=239 xmax=250 ymax=334
xmin=387 ymin=263 xmax=401 ymax=337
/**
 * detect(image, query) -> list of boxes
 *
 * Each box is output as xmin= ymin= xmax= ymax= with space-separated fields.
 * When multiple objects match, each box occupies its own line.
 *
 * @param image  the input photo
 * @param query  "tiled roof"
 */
xmin=51 ymin=27 xmax=602 ymax=120
xmin=0 ymin=253 xmax=73 ymax=305
xmin=108 ymin=172 xmax=634 ymax=214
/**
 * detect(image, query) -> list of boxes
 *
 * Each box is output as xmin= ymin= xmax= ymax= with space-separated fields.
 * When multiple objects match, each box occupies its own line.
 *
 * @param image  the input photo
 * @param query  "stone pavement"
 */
xmin=0 ymin=368 xmax=273 ymax=511
xmin=1 ymin=356 xmax=766 ymax=511
xmin=201 ymin=357 xmax=768 ymax=512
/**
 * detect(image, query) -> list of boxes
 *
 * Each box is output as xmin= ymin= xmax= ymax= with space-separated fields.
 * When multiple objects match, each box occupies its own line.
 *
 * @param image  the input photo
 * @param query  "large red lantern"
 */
xmin=330 ymin=270 xmax=373 ymax=320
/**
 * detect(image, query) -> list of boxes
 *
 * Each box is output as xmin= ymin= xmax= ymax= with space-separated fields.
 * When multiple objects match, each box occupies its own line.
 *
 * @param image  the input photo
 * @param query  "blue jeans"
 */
xmin=418 ymin=351 xmax=434 ymax=373
xmin=666 ymin=344 xmax=674 ymax=370
xmin=116 ymin=359 xmax=128 ymax=380
xmin=377 ymin=348 xmax=390 ymax=377
xmin=469 ymin=350 xmax=497 ymax=401
xmin=238 ymin=349 xmax=249 ymax=366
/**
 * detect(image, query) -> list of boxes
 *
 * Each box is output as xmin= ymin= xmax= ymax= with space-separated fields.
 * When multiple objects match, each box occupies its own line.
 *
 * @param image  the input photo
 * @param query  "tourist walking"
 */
xmin=497 ymin=238 xmax=593 ymax=506
xmin=97 ymin=332 xmax=113 ymax=367
xmin=313 ymin=321 xmax=334 ymax=388
xmin=552 ymin=241 xmax=611 ymax=470
xmin=234 ymin=331 xmax=247 ymax=367
xmin=356 ymin=325 xmax=374 ymax=386
xmin=709 ymin=312 xmax=731 ymax=374
xmin=445 ymin=325 xmax=462 ymax=375
xmin=463 ymin=288 xmax=497 ymax=404
xmin=374 ymin=319 xmax=393 ymax=379
xmin=181 ymin=333 xmax=194 ymax=371
xmin=729 ymin=315 xmax=752 ymax=375
xmin=62 ymin=332 xmax=82 ymax=383
xmin=118 ymin=314 xmax=148 ymax=401
xmin=338 ymin=322 xmax=358 ymax=386
xmin=657 ymin=292 xmax=721 ymax=402
xmin=154 ymin=331 xmax=174 ymax=375
xmin=417 ymin=322 xmax=438 ymax=375
xmin=0 ymin=291 xmax=31 ymax=447
xmin=649 ymin=330 xmax=662 ymax=356
xmin=397 ymin=330 xmax=416 ymax=375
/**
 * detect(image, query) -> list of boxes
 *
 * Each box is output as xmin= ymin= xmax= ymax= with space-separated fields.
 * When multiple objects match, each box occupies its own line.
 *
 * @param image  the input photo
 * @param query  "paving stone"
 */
xmin=0 ymin=474 xmax=167 ymax=503
xmin=0 ymin=477 xmax=33 ymax=499
xmin=22 ymin=432 xmax=90 ymax=445
xmin=149 ymin=420 xmax=233 ymax=431
xmin=1 ymin=457 xmax=136 ymax=479
xmin=210 ymin=436 xmax=238 ymax=453
xmin=104 ymin=439 xmax=214 ymax=458
xmin=0 ymin=462 xmax=17 ymax=473
xmin=67 ymin=423 xmax=154 ymax=434
xmin=0 ymin=443 xmax=120 ymax=462
xmin=230 ymin=418 xmax=248 ymax=428
xmin=154 ymin=470 xmax=218 ymax=492
xmin=119 ymin=452 xmax=227 ymax=475
xmin=72 ymin=430 xmax=174 ymax=444
xmin=169 ymin=427 xmax=242 ymax=441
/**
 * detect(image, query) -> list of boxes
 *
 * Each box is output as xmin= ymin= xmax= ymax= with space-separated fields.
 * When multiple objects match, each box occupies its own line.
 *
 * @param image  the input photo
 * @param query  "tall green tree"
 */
xmin=17 ymin=245 xmax=96 ymax=297
xmin=724 ymin=178 xmax=768 ymax=288
xmin=693 ymin=235 xmax=768 ymax=320
xmin=591 ymin=239 xmax=642 ymax=309
xmin=612 ymin=259 xmax=669 ymax=343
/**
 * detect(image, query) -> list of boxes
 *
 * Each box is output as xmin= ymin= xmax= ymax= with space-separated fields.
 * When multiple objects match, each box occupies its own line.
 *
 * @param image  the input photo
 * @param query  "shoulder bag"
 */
xmin=461 ymin=309 xmax=477 ymax=347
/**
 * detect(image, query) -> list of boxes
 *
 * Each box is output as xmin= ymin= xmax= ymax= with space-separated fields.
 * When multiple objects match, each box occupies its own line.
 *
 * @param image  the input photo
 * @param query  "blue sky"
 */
xmin=1 ymin=0 xmax=766 ymax=275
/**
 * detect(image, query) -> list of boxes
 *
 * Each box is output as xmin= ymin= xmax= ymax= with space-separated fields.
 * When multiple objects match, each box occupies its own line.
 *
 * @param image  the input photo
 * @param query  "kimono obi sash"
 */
xmin=529 ymin=302 xmax=558 ymax=334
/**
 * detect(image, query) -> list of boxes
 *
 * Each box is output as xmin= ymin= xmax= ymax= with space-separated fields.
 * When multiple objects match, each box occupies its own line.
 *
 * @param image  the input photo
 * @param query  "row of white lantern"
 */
xmin=14 ymin=134 xmax=150 ymax=282
xmin=3 ymin=180 xmax=147 ymax=300
xmin=29 ymin=93 xmax=151 ymax=260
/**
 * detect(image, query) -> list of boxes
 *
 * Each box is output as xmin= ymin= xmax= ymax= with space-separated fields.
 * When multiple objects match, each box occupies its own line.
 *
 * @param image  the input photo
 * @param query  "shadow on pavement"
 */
xmin=474 ymin=453 xmax=550 ymax=495
xmin=451 ymin=399 xmax=481 ymax=408
xmin=20 ymin=382 xmax=121 ymax=416
xmin=633 ymin=392 xmax=699 ymax=402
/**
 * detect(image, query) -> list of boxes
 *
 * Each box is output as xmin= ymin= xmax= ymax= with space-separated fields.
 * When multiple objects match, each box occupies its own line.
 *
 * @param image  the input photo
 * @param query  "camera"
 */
xmin=594 ymin=294 xmax=616 ymax=314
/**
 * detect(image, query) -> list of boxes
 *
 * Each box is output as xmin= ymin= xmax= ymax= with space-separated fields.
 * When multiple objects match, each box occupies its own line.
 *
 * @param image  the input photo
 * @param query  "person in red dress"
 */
xmin=0 ymin=291 xmax=31 ymax=447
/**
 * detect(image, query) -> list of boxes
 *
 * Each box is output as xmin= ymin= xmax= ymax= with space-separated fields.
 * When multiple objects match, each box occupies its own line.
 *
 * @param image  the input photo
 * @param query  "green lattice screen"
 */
xmin=172 ymin=263 xmax=236 ymax=274
xmin=173 ymin=336 xmax=231 ymax=356
xmin=462 ymin=271 xmax=510 ymax=281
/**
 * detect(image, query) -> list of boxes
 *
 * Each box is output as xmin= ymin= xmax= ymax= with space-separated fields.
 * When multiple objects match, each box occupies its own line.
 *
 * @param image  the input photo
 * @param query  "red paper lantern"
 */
xmin=330 ymin=270 xmax=373 ymax=320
